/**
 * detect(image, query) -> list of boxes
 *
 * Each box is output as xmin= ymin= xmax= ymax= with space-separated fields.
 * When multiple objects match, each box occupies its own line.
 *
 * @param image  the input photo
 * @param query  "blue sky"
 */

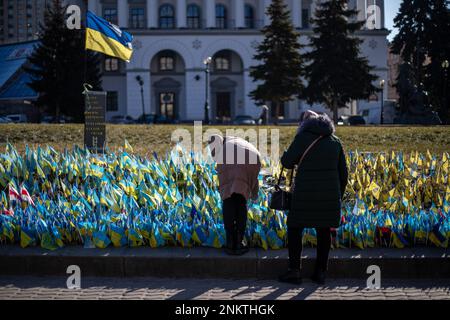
xmin=385 ymin=0 xmax=402 ymax=41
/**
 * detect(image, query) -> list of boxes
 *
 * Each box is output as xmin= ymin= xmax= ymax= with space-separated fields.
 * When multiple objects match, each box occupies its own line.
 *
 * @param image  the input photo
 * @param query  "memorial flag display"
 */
xmin=0 ymin=143 xmax=449 ymax=250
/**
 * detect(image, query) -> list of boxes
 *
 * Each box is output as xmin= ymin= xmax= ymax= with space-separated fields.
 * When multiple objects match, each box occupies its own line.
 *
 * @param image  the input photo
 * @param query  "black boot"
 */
xmin=234 ymin=232 xmax=249 ymax=256
xmin=310 ymin=268 xmax=326 ymax=285
xmin=224 ymin=231 xmax=235 ymax=255
xmin=278 ymin=269 xmax=302 ymax=285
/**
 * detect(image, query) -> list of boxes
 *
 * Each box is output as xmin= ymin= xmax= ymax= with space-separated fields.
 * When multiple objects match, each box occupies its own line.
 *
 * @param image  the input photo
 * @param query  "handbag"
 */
xmin=269 ymin=135 xmax=324 ymax=211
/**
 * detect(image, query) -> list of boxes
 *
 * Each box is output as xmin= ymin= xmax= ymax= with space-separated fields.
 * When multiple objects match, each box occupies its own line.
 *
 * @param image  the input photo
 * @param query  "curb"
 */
xmin=0 ymin=246 xmax=448 ymax=279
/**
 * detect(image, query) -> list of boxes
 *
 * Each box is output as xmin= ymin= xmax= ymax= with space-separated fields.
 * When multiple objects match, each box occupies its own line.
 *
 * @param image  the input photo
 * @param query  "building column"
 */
xmin=311 ymin=0 xmax=318 ymax=19
xmin=126 ymin=71 xmax=151 ymax=119
xmin=379 ymin=0 xmax=385 ymax=29
xmin=357 ymin=0 xmax=366 ymax=23
xmin=185 ymin=71 xmax=206 ymax=120
xmin=177 ymin=0 xmax=187 ymax=28
xmin=262 ymin=0 xmax=271 ymax=26
xmin=88 ymin=0 xmax=99 ymax=14
xmin=243 ymin=70 xmax=258 ymax=118
xmin=118 ymin=0 xmax=129 ymax=28
xmin=204 ymin=0 xmax=216 ymax=28
xmin=291 ymin=0 xmax=302 ymax=28
xmin=233 ymin=0 xmax=245 ymax=28
xmin=147 ymin=0 xmax=158 ymax=28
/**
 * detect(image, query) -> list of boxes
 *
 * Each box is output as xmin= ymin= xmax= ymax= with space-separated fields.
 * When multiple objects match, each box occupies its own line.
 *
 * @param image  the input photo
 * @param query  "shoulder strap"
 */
xmin=297 ymin=135 xmax=324 ymax=167
xmin=277 ymin=135 xmax=324 ymax=187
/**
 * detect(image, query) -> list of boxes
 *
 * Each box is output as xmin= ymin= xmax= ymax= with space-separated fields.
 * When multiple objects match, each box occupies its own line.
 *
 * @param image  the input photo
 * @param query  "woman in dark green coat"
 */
xmin=278 ymin=111 xmax=348 ymax=285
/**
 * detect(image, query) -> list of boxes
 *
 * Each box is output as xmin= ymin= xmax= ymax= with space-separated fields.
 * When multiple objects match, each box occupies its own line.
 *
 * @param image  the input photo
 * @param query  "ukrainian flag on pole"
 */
xmin=85 ymin=11 xmax=133 ymax=62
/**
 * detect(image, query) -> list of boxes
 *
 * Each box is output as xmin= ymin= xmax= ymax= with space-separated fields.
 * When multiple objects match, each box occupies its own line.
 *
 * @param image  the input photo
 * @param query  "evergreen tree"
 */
xmin=424 ymin=0 xmax=450 ymax=124
xmin=302 ymin=0 xmax=378 ymax=123
xmin=391 ymin=0 xmax=432 ymax=87
xmin=249 ymin=0 xmax=304 ymax=125
xmin=392 ymin=0 xmax=450 ymax=124
xmin=25 ymin=0 xmax=102 ymax=123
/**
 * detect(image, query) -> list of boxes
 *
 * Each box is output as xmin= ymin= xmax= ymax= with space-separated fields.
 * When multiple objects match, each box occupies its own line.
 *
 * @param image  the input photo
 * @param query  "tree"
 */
xmin=25 ymin=0 xmax=102 ymax=123
xmin=302 ymin=0 xmax=378 ymax=123
xmin=249 ymin=0 xmax=304 ymax=125
xmin=391 ymin=0 xmax=432 ymax=89
xmin=391 ymin=0 xmax=450 ymax=124
xmin=424 ymin=0 xmax=450 ymax=124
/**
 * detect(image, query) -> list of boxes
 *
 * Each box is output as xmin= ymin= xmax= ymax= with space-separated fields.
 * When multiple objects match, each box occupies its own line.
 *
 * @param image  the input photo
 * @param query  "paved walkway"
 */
xmin=0 ymin=277 xmax=449 ymax=300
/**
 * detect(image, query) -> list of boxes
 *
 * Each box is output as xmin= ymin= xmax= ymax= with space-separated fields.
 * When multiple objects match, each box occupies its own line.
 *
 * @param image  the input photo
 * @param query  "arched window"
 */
xmin=215 ymin=4 xmax=227 ymax=29
xmin=214 ymin=51 xmax=230 ymax=71
xmin=187 ymin=4 xmax=201 ymax=29
xmin=159 ymin=4 xmax=175 ymax=29
xmin=244 ymin=4 xmax=254 ymax=29
xmin=158 ymin=51 xmax=175 ymax=71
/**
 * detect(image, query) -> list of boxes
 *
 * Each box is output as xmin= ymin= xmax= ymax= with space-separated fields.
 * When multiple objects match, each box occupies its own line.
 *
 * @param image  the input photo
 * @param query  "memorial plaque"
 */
xmin=84 ymin=91 xmax=107 ymax=153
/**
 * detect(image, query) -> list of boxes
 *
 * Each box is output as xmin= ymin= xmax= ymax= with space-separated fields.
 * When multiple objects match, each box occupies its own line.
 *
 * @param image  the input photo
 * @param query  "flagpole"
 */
xmin=83 ymin=3 xmax=88 ymax=90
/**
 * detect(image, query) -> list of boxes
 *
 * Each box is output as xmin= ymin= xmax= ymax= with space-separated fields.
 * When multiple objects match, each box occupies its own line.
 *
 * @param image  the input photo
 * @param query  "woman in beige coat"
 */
xmin=209 ymin=134 xmax=261 ymax=255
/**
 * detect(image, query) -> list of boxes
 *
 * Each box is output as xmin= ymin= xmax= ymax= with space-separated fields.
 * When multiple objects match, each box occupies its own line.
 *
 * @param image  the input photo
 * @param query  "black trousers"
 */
xmin=222 ymin=193 xmax=247 ymax=235
xmin=288 ymin=227 xmax=331 ymax=272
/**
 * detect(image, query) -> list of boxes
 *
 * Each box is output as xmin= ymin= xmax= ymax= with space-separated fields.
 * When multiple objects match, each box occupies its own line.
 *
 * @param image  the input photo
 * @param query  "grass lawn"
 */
xmin=0 ymin=124 xmax=449 ymax=156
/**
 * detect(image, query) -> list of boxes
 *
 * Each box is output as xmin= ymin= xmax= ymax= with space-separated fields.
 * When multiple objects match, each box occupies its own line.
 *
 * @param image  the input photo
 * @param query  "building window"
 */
xmin=103 ymin=7 xmax=118 ymax=24
xmin=214 ymin=53 xmax=230 ymax=71
xmin=106 ymin=91 xmax=119 ymax=111
xmin=105 ymin=58 xmax=119 ymax=72
xmin=159 ymin=54 xmax=175 ymax=71
xmin=159 ymin=4 xmax=175 ymax=29
xmin=215 ymin=4 xmax=227 ymax=29
xmin=302 ymin=9 xmax=309 ymax=29
xmin=244 ymin=4 xmax=254 ymax=28
xmin=159 ymin=92 xmax=175 ymax=119
xmin=129 ymin=7 xmax=145 ymax=28
xmin=187 ymin=4 xmax=201 ymax=29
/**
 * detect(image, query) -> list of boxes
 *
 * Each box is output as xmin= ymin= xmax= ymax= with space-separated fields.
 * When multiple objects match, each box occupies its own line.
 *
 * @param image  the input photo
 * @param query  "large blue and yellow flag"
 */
xmin=85 ymin=11 xmax=133 ymax=62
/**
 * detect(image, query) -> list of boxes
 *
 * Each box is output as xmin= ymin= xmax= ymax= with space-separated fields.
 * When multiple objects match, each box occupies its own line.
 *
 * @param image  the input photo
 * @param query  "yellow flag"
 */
xmin=368 ymin=181 xmax=381 ymax=199
xmin=404 ymin=178 xmax=410 ymax=187
xmin=388 ymin=188 xmax=395 ymax=198
xmin=124 ymin=139 xmax=134 ymax=153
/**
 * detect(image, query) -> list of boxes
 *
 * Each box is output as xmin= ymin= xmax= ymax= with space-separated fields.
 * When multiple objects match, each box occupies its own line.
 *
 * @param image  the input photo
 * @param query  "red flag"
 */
xmin=2 ymin=208 xmax=14 ymax=216
xmin=8 ymin=185 xmax=20 ymax=202
xmin=20 ymin=186 xmax=35 ymax=207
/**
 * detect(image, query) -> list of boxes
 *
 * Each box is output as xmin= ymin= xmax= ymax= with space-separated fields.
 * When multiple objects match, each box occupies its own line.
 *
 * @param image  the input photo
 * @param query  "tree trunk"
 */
xmin=332 ymin=99 xmax=338 ymax=124
xmin=273 ymin=101 xmax=280 ymax=125
xmin=55 ymin=103 xmax=60 ymax=123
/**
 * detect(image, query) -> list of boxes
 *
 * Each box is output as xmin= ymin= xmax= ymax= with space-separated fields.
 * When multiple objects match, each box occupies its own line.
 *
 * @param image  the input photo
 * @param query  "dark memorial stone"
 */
xmin=84 ymin=91 xmax=106 ymax=153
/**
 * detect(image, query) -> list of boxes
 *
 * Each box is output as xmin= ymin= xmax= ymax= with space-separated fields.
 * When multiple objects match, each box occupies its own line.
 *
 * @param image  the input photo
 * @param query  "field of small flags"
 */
xmin=0 ymin=141 xmax=449 ymax=251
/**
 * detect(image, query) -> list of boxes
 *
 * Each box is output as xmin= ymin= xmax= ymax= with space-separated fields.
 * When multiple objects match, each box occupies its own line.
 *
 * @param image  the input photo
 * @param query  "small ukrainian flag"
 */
xmin=85 ymin=11 xmax=133 ymax=62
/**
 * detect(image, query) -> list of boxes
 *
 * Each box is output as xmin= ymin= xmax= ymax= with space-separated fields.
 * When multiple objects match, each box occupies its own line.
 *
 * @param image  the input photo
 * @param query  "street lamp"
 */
xmin=379 ymin=79 xmax=385 ymax=125
xmin=136 ymin=75 xmax=145 ymax=123
xmin=203 ymin=56 xmax=212 ymax=124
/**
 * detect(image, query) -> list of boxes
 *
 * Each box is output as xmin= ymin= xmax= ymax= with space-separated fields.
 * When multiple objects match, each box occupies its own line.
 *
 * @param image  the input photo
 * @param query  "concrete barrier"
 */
xmin=0 ymin=246 xmax=448 ymax=279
